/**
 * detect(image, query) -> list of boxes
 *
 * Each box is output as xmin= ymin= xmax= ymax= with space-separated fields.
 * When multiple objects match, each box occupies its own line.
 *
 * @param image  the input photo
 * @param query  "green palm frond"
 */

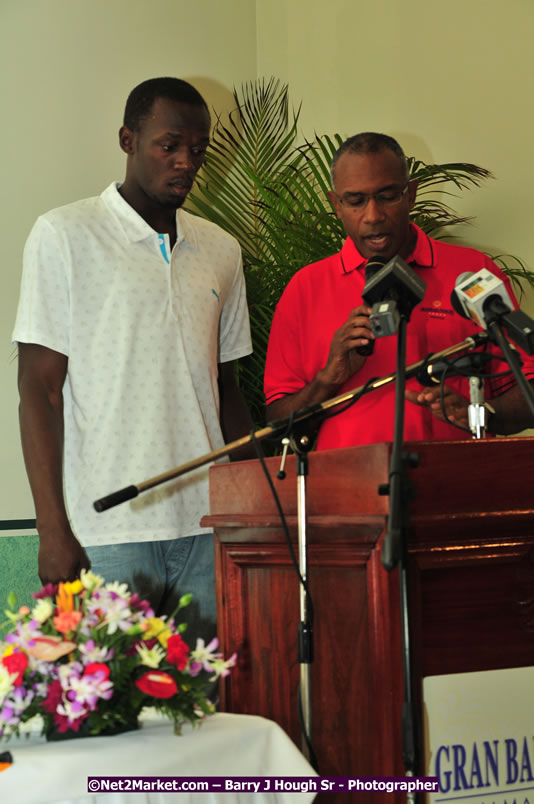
xmin=188 ymin=78 xmax=300 ymax=263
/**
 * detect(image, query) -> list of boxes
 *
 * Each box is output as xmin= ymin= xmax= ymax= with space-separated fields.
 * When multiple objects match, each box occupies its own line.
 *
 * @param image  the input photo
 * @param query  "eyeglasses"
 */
xmin=334 ymin=184 xmax=410 ymax=210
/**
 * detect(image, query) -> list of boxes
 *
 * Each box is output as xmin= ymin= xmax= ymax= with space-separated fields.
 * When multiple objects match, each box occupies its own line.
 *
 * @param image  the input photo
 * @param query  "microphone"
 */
xmin=362 ymin=255 xmax=426 ymax=338
xmin=356 ymin=256 xmax=387 ymax=356
xmin=468 ymin=375 xmax=487 ymax=439
xmin=451 ymin=268 xmax=514 ymax=327
xmin=451 ymin=269 xmax=534 ymax=355
xmin=415 ymin=351 xmax=493 ymax=386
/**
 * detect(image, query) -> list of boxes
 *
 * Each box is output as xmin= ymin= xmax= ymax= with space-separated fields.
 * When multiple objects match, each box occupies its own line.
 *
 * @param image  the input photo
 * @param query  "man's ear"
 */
xmin=407 ymin=179 xmax=418 ymax=210
xmin=119 ymin=125 xmax=136 ymax=155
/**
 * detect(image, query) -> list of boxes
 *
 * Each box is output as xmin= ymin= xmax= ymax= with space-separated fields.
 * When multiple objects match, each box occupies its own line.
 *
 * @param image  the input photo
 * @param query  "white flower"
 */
xmin=56 ymin=697 xmax=87 ymax=722
xmin=0 ymin=665 xmax=17 ymax=701
xmin=136 ymin=643 xmax=166 ymax=668
xmin=80 ymin=568 xmax=105 ymax=591
xmin=104 ymin=581 xmax=130 ymax=598
xmin=189 ymin=638 xmax=221 ymax=675
xmin=79 ymin=640 xmax=113 ymax=663
xmin=31 ymin=598 xmax=54 ymax=624
xmin=209 ymin=653 xmax=237 ymax=681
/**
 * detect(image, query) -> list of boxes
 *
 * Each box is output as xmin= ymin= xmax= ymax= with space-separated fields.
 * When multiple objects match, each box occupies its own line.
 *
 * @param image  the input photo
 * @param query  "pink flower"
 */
xmin=42 ymin=680 xmax=63 ymax=714
xmin=129 ymin=594 xmax=154 ymax=616
xmin=53 ymin=708 xmax=88 ymax=733
xmin=32 ymin=583 xmax=58 ymax=600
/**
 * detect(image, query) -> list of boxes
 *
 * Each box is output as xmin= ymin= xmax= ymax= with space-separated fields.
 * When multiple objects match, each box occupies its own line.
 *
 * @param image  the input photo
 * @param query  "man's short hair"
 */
xmin=331 ymin=132 xmax=409 ymax=185
xmin=123 ymin=77 xmax=209 ymax=132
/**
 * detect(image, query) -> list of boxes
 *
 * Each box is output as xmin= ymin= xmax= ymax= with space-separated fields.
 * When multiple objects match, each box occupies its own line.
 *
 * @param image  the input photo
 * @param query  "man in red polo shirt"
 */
xmin=264 ymin=132 xmax=534 ymax=447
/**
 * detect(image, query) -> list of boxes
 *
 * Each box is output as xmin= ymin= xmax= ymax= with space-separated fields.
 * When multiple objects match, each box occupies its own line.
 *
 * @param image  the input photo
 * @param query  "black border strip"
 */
xmin=0 ymin=519 xmax=36 ymax=531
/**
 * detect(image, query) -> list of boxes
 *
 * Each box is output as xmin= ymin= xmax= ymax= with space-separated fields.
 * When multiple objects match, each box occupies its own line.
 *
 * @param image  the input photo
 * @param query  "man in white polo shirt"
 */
xmin=13 ymin=77 xmax=253 ymax=642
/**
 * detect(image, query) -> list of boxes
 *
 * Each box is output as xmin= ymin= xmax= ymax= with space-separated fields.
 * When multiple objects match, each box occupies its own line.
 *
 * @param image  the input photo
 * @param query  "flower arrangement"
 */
xmin=0 ymin=571 xmax=236 ymax=740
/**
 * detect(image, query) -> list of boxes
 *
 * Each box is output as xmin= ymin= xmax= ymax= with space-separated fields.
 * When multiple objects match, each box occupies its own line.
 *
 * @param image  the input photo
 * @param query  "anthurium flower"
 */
xmin=27 ymin=636 xmax=77 ymax=661
xmin=53 ymin=610 xmax=82 ymax=635
xmin=166 ymin=634 xmax=189 ymax=671
xmin=135 ymin=671 xmax=178 ymax=699
xmin=1 ymin=652 xmax=28 ymax=686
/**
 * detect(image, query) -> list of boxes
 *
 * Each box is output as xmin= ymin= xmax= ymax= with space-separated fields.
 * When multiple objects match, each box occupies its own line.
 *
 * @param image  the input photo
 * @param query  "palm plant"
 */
xmin=187 ymin=78 xmax=532 ymax=426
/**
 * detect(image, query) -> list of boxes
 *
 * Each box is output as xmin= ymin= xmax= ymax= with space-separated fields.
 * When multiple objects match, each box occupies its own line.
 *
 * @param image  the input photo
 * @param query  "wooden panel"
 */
xmin=203 ymin=438 xmax=534 ymax=803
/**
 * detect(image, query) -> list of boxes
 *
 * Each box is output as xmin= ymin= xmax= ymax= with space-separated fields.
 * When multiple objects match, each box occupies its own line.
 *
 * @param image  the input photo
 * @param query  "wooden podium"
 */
xmin=202 ymin=438 xmax=534 ymax=798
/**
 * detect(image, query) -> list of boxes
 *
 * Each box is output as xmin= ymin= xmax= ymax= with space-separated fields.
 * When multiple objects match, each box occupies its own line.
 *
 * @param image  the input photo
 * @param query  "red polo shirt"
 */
xmin=264 ymin=225 xmax=534 ymax=448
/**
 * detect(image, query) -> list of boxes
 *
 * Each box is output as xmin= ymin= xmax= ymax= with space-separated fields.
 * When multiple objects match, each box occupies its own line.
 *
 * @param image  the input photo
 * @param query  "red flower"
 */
xmin=135 ymin=671 xmax=178 ymax=699
xmin=53 ymin=711 xmax=88 ymax=733
xmin=32 ymin=583 xmax=58 ymax=600
xmin=166 ymin=634 xmax=189 ymax=671
xmin=42 ymin=680 xmax=63 ymax=714
xmin=1 ymin=651 xmax=28 ymax=686
xmin=83 ymin=663 xmax=110 ymax=679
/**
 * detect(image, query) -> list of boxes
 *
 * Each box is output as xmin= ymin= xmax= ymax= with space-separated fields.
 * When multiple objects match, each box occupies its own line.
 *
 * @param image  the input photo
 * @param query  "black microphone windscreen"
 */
xmin=356 ymin=257 xmax=387 ymax=357
xmin=365 ymin=255 xmax=388 ymax=281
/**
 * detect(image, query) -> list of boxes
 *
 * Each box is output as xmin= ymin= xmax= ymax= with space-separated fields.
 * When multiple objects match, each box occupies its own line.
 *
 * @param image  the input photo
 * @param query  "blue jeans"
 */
xmin=85 ymin=535 xmax=216 ymax=649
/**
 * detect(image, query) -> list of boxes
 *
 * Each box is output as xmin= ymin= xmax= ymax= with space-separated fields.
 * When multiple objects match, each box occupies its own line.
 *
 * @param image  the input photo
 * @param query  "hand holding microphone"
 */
xmin=317 ymin=304 xmax=376 ymax=389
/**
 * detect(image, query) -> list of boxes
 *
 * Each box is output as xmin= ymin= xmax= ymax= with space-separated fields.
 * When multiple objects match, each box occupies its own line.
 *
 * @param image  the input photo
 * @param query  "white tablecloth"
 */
xmin=0 ymin=713 xmax=317 ymax=804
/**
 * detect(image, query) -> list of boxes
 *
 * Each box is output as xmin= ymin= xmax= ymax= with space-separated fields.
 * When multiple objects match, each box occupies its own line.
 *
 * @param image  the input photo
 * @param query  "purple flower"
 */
xmin=130 ymin=594 xmax=154 ymax=616
xmin=188 ymin=638 xmax=221 ymax=677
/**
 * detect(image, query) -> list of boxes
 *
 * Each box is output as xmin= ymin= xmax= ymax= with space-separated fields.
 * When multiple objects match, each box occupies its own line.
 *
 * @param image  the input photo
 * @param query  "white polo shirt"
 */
xmin=13 ymin=183 xmax=252 ymax=547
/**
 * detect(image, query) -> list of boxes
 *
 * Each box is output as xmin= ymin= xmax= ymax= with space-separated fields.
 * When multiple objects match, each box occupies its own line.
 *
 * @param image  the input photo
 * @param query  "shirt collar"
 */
xmin=339 ymin=223 xmax=436 ymax=274
xmin=101 ymin=182 xmax=198 ymax=249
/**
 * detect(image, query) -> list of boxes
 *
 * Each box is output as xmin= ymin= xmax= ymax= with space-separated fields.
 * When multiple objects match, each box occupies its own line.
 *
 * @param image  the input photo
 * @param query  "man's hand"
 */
xmin=38 ymin=529 xmax=91 ymax=584
xmin=266 ymin=305 xmax=375 ymax=422
xmin=317 ymin=305 xmax=375 ymax=387
xmin=405 ymin=385 xmax=469 ymax=430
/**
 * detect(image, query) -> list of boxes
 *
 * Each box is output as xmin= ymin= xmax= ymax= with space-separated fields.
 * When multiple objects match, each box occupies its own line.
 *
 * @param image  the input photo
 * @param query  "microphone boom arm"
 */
xmin=94 ymin=333 xmax=489 ymax=512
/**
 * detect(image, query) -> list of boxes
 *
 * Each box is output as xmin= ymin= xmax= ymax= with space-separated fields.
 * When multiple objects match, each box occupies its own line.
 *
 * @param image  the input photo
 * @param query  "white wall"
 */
xmin=1 ymin=0 xmax=257 ymax=520
xmin=257 ymin=0 xmax=534 ymax=309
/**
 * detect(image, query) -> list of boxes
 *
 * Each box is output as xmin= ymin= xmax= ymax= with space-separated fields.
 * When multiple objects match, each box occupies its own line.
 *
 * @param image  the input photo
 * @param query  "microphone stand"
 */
xmin=290 ymin=428 xmax=314 ymax=763
xmin=93 ymin=334 xmax=489 ymax=513
xmin=380 ymin=315 xmax=420 ymax=794
xmin=487 ymin=319 xmax=534 ymax=419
